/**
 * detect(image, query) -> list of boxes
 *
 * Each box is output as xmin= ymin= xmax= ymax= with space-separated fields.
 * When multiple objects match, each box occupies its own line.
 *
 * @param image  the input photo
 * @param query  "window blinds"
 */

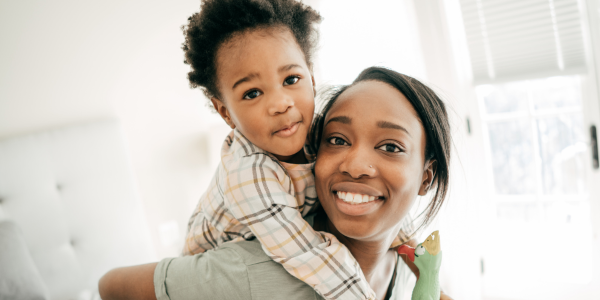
xmin=459 ymin=0 xmax=587 ymax=83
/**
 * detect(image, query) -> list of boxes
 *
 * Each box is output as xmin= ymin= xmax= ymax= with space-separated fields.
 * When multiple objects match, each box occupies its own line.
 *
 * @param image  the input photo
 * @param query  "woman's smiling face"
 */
xmin=315 ymin=80 xmax=434 ymax=242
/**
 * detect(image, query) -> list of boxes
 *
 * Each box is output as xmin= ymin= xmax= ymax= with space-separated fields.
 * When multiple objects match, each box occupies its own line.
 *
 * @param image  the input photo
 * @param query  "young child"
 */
xmin=181 ymin=1 xmax=413 ymax=299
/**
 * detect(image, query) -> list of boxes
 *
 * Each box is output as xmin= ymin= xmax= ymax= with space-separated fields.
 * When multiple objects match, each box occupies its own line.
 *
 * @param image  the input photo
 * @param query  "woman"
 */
xmin=98 ymin=67 xmax=452 ymax=300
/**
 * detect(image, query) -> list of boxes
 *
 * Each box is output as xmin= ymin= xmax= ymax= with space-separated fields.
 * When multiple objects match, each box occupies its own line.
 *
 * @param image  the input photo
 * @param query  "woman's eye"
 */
xmin=377 ymin=143 xmax=402 ymax=153
xmin=327 ymin=137 xmax=348 ymax=146
xmin=243 ymin=89 xmax=262 ymax=100
xmin=283 ymin=76 xmax=300 ymax=86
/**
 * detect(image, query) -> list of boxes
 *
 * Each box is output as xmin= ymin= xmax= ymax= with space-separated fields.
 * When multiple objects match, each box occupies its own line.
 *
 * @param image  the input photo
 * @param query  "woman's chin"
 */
xmin=336 ymin=228 xmax=378 ymax=240
xmin=323 ymin=196 xmax=386 ymax=239
xmin=330 ymin=216 xmax=381 ymax=241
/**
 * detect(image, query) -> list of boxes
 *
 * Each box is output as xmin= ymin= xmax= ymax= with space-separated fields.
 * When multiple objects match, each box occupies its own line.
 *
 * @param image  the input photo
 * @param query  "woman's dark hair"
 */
xmin=182 ymin=0 xmax=322 ymax=100
xmin=310 ymin=67 xmax=451 ymax=236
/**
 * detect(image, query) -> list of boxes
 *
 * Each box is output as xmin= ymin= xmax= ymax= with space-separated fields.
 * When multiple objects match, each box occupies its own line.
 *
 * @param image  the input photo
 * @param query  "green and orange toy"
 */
xmin=397 ymin=231 xmax=442 ymax=300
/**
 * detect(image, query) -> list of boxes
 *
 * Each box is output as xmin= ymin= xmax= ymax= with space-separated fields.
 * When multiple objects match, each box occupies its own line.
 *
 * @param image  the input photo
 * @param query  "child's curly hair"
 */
xmin=182 ymin=0 xmax=322 ymax=100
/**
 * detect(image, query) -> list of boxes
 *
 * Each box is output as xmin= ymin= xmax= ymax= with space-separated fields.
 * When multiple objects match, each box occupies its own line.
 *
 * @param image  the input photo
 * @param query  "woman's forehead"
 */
xmin=325 ymin=80 xmax=422 ymax=128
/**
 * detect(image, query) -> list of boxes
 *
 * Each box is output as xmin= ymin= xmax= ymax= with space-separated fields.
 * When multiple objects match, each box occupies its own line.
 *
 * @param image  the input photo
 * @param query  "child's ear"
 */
xmin=211 ymin=98 xmax=236 ymax=129
xmin=418 ymin=159 xmax=437 ymax=196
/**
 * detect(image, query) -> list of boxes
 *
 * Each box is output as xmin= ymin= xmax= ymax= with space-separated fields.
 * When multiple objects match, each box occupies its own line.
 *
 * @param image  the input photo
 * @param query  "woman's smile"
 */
xmin=332 ymin=181 xmax=385 ymax=215
xmin=334 ymin=192 xmax=384 ymax=216
xmin=315 ymin=80 xmax=429 ymax=240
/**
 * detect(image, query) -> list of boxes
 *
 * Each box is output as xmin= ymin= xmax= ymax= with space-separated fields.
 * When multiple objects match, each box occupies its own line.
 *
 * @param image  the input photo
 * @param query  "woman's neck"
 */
xmin=315 ymin=213 xmax=397 ymax=298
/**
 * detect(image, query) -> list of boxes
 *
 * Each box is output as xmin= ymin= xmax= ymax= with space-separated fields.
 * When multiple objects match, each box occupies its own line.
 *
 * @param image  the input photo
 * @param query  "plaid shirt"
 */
xmin=184 ymin=129 xmax=414 ymax=300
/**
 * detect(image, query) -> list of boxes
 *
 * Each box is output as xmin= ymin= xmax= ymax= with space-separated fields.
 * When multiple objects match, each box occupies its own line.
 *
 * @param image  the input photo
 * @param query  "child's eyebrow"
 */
xmin=279 ymin=64 xmax=302 ymax=73
xmin=232 ymin=72 xmax=259 ymax=90
xmin=231 ymin=64 xmax=301 ymax=90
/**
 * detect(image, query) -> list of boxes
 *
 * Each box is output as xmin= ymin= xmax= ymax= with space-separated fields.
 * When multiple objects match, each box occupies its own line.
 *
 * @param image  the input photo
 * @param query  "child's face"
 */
xmin=212 ymin=27 xmax=315 ymax=161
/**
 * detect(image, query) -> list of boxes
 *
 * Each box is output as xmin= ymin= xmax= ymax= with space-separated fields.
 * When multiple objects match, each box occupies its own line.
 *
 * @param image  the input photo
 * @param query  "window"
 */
xmin=477 ymin=76 xmax=594 ymax=297
xmin=449 ymin=0 xmax=600 ymax=298
xmin=478 ymin=76 xmax=587 ymax=198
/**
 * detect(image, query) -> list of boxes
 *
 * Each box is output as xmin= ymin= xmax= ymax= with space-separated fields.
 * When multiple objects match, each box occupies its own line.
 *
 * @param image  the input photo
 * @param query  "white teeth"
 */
xmin=336 ymin=191 xmax=379 ymax=205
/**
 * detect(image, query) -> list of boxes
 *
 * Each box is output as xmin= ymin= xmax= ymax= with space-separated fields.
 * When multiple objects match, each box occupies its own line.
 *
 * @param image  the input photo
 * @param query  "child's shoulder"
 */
xmin=221 ymin=129 xmax=285 ymax=171
xmin=223 ymin=129 xmax=269 ymax=158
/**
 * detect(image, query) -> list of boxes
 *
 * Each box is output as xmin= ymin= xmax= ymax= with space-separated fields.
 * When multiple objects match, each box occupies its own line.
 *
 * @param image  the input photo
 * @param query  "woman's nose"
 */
xmin=267 ymin=90 xmax=294 ymax=115
xmin=339 ymin=145 xmax=376 ymax=179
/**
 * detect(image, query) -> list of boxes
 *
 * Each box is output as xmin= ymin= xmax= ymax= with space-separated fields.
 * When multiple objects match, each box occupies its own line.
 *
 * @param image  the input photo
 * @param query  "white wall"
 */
xmin=313 ymin=0 xmax=427 ymax=85
xmin=0 ymin=0 xmax=226 ymax=258
xmin=410 ymin=1 xmax=485 ymax=299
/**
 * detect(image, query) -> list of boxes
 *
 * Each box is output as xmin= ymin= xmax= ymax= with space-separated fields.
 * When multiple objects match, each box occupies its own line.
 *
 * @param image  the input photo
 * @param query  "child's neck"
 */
xmin=273 ymin=150 xmax=308 ymax=164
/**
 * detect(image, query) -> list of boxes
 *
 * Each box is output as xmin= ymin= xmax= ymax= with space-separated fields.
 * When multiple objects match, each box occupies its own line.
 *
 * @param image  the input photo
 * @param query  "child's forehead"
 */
xmin=214 ymin=27 xmax=309 ymax=87
xmin=219 ymin=26 xmax=299 ymax=59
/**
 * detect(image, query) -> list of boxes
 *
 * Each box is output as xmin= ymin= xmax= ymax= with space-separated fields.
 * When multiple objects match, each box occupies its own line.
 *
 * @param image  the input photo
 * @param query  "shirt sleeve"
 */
xmin=154 ymin=248 xmax=252 ymax=300
xmin=222 ymin=153 xmax=376 ymax=300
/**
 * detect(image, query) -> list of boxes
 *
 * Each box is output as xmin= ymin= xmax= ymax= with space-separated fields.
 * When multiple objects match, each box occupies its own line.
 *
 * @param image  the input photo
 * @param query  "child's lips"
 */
xmin=273 ymin=121 xmax=301 ymax=138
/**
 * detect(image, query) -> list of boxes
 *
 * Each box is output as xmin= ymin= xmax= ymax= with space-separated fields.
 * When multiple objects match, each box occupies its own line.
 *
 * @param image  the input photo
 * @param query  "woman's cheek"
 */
xmin=314 ymin=150 xmax=332 ymax=187
xmin=315 ymin=146 xmax=336 ymax=174
xmin=383 ymin=165 xmax=419 ymax=209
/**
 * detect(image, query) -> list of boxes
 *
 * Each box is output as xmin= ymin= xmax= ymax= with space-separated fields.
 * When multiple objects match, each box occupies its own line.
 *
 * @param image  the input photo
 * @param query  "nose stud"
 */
xmin=369 ymin=165 xmax=372 ymax=168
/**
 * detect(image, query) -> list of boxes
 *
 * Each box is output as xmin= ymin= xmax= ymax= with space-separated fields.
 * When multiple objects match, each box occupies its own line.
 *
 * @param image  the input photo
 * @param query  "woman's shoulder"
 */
xmin=223 ymin=241 xmax=416 ymax=300
xmin=224 ymin=240 xmax=323 ymax=299
xmin=218 ymin=239 xmax=272 ymax=265
xmin=155 ymin=240 xmax=321 ymax=300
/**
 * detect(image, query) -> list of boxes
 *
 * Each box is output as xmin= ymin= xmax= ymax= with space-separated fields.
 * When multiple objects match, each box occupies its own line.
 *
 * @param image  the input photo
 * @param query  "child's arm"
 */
xmin=224 ymin=153 xmax=375 ymax=300
xmin=182 ymin=206 xmax=209 ymax=255
xmin=182 ymin=173 xmax=228 ymax=256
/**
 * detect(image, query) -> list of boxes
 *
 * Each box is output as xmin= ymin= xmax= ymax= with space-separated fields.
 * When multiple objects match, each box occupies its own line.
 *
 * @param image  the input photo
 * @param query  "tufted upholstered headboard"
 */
xmin=0 ymin=120 xmax=157 ymax=300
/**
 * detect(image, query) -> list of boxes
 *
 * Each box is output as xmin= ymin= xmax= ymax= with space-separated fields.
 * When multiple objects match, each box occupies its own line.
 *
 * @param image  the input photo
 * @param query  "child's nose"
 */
xmin=267 ymin=91 xmax=294 ymax=115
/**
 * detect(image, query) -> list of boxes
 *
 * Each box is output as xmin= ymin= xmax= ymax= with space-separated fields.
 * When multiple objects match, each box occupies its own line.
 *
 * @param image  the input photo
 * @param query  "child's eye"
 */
xmin=327 ymin=137 xmax=348 ymax=146
xmin=283 ymin=76 xmax=300 ymax=86
xmin=243 ymin=89 xmax=262 ymax=100
xmin=376 ymin=143 xmax=402 ymax=153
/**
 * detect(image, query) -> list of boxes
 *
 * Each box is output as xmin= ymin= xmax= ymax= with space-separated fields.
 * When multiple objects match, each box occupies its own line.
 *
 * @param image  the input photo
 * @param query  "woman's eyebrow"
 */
xmin=377 ymin=121 xmax=411 ymax=136
xmin=325 ymin=116 xmax=351 ymax=126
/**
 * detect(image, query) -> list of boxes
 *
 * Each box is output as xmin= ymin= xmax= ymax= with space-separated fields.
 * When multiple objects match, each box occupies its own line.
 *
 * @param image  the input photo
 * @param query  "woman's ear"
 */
xmin=311 ymin=74 xmax=316 ymax=97
xmin=418 ymin=159 xmax=437 ymax=196
xmin=211 ymin=98 xmax=236 ymax=129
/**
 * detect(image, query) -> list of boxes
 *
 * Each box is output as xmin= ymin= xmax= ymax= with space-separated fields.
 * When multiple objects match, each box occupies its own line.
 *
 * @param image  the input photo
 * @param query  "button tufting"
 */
xmin=70 ymin=238 xmax=76 ymax=247
xmin=56 ymin=184 xmax=62 ymax=192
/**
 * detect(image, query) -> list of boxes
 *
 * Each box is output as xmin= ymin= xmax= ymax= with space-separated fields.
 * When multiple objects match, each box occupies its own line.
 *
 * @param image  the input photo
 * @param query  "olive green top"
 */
xmin=154 ymin=239 xmax=416 ymax=300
